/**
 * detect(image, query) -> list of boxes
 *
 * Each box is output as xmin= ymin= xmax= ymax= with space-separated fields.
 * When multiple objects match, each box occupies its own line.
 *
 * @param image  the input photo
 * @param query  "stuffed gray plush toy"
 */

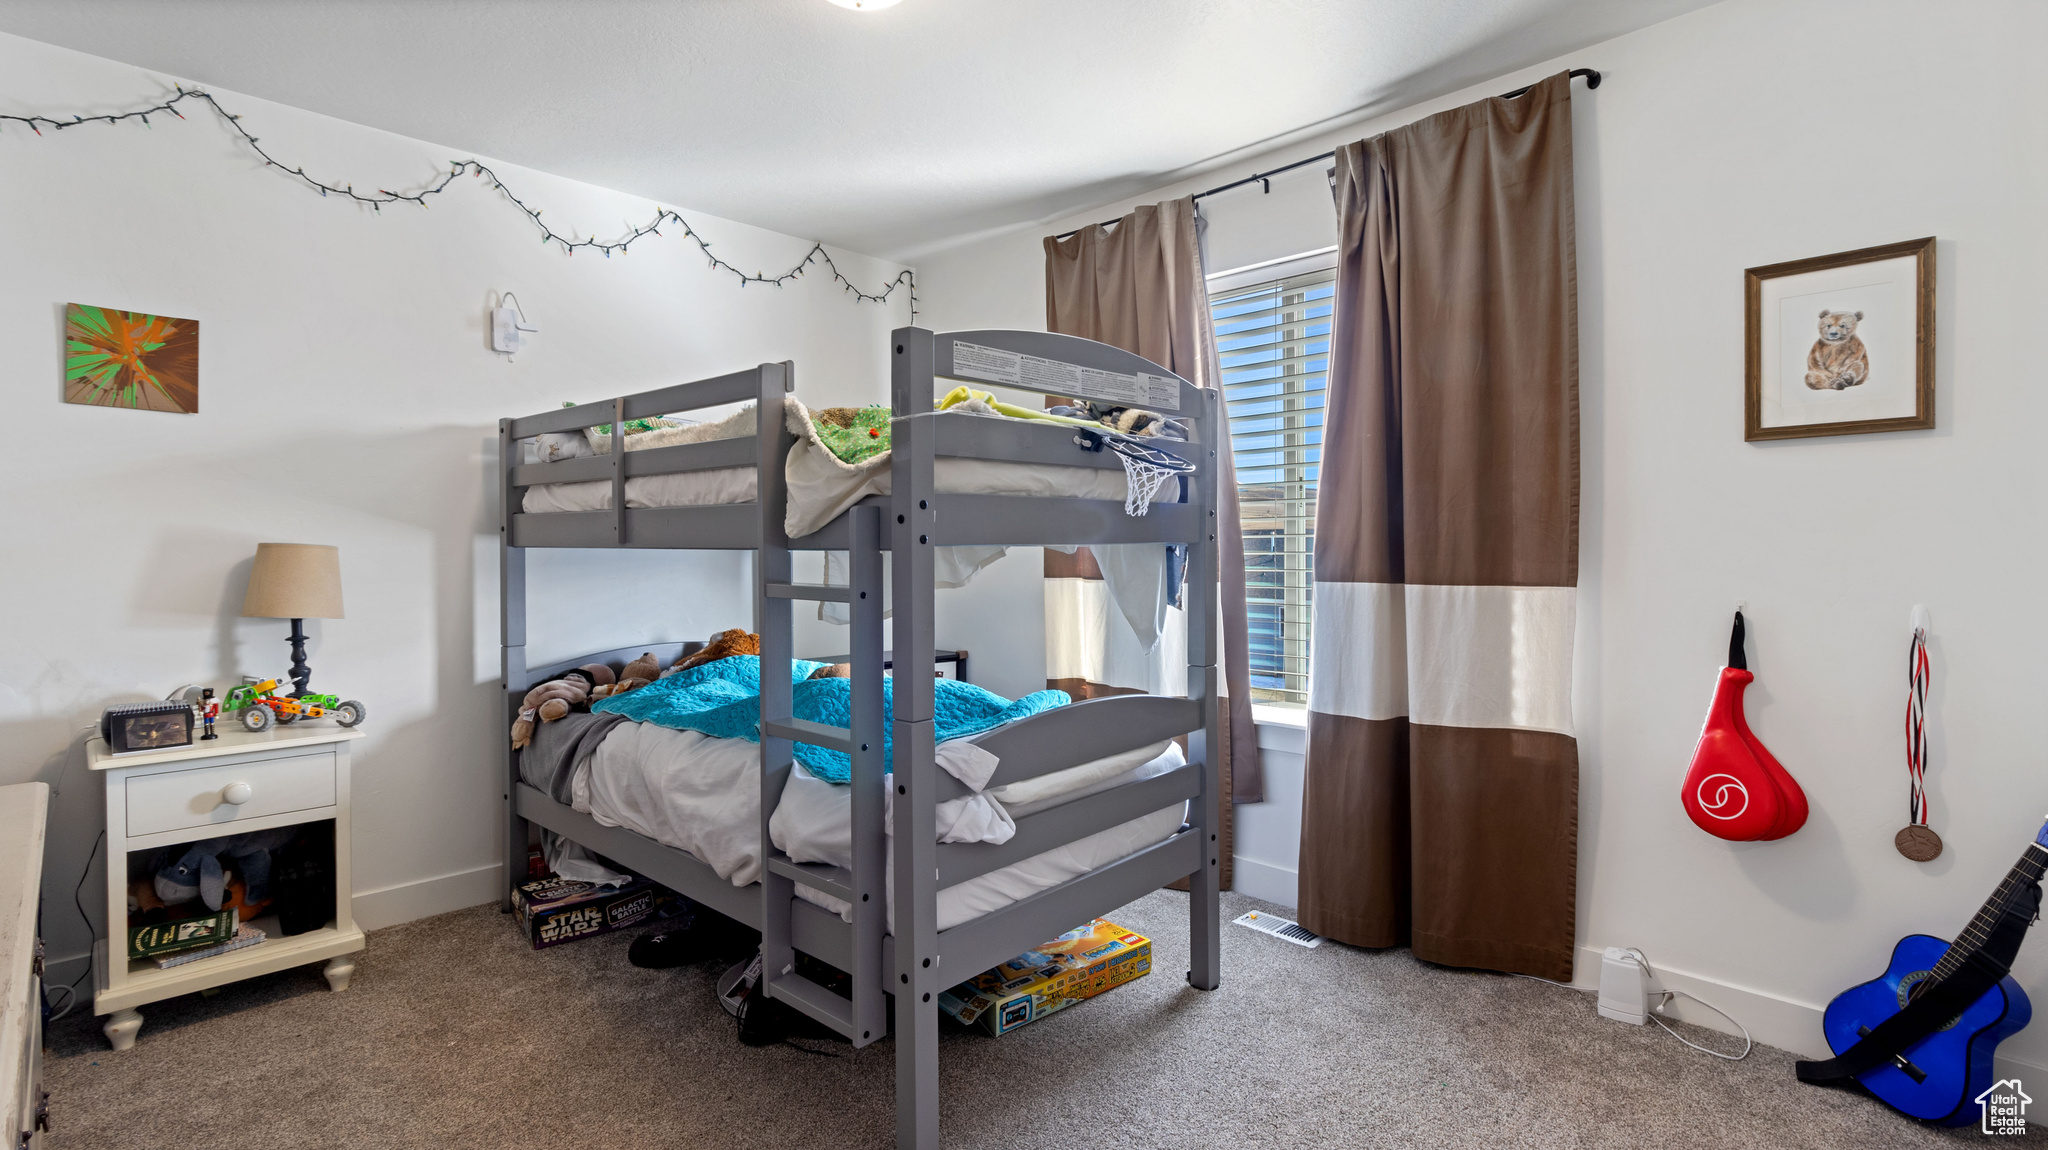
xmin=154 ymin=828 xmax=296 ymax=912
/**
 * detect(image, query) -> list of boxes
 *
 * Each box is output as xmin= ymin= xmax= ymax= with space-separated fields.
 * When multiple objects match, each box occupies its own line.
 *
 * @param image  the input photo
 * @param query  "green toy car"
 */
xmin=222 ymin=678 xmax=367 ymax=733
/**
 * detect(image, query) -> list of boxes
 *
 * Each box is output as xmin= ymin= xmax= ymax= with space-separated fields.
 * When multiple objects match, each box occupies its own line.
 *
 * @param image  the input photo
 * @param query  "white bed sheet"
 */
xmin=570 ymin=722 xmax=1186 ymax=933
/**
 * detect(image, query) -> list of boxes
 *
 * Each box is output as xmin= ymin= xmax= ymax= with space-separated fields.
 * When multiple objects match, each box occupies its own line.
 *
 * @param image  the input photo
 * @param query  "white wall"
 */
xmin=0 ymin=31 xmax=909 ymax=984
xmin=914 ymin=0 xmax=2048 ymax=1076
xmin=1231 ymin=715 xmax=1306 ymax=907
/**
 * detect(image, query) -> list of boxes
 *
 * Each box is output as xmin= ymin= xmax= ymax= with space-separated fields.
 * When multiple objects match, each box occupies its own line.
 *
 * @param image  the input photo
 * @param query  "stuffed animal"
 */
xmin=510 ymin=663 xmax=616 ymax=749
xmin=666 ymin=629 xmax=761 ymax=677
xmin=154 ymin=829 xmax=295 ymax=913
xmin=591 ymin=651 xmax=662 ymax=700
xmin=126 ymin=877 xmax=165 ymax=918
xmin=808 ymin=663 xmax=852 ymax=679
xmin=220 ymin=872 xmax=272 ymax=922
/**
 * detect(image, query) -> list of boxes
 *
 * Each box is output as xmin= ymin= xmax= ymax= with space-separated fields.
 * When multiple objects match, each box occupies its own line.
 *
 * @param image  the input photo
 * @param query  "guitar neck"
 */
xmin=1933 ymin=843 xmax=2048 ymax=981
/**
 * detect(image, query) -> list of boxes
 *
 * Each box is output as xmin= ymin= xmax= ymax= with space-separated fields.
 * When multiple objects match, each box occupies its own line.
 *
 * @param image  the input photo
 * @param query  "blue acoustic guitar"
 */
xmin=1806 ymin=817 xmax=2047 ymax=1125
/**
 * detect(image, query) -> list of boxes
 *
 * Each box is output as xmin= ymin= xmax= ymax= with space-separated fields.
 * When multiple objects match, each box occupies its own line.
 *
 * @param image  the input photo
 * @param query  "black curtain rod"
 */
xmin=1053 ymin=67 xmax=1600 ymax=240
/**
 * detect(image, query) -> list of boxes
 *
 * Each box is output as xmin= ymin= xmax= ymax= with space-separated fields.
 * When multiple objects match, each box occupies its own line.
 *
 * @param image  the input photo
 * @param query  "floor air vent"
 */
xmin=1232 ymin=910 xmax=1322 ymax=949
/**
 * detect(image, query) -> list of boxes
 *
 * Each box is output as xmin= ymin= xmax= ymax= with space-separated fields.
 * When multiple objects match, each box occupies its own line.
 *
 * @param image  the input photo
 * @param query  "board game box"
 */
xmin=937 ymin=919 xmax=1151 ymax=1036
xmin=512 ymin=874 xmax=670 ymax=949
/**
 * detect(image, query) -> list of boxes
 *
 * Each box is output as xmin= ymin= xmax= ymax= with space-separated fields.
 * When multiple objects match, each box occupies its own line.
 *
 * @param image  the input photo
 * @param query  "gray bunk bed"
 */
xmin=498 ymin=328 xmax=1222 ymax=1150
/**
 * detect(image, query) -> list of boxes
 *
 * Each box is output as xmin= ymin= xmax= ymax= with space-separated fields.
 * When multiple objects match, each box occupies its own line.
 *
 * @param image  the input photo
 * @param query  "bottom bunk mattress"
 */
xmin=544 ymin=719 xmax=1185 ymax=933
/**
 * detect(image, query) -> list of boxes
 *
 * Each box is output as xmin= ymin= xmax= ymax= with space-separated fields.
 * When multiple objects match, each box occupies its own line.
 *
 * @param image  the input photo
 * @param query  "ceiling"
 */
xmin=0 ymin=0 xmax=1715 ymax=261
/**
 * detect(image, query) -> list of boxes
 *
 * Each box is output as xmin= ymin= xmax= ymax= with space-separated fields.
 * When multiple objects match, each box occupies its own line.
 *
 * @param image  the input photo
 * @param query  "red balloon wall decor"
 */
xmin=1681 ymin=611 xmax=1808 ymax=841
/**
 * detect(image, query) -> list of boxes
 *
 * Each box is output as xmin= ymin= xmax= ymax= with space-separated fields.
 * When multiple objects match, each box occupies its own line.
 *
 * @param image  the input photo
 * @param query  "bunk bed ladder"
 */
xmin=757 ymin=365 xmax=888 ymax=1048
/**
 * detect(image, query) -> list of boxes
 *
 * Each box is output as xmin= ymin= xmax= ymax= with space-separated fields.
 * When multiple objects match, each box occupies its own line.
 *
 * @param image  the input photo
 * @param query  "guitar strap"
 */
xmin=1797 ymin=879 xmax=2042 ymax=1085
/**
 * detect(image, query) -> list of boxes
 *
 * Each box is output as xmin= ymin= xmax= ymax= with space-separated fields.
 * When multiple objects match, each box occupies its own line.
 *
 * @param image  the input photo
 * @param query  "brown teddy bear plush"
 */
xmin=665 ymin=629 xmax=761 ymax=676
xmin=510 ymin=663 xmax=616 ymax=749
xmin=591 ymin=651 xmax=662 ymax=701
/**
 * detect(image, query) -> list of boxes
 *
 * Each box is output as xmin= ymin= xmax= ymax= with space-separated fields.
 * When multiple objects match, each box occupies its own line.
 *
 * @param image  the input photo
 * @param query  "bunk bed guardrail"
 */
xmin=499 ymin=361 xmax=792 ymax=551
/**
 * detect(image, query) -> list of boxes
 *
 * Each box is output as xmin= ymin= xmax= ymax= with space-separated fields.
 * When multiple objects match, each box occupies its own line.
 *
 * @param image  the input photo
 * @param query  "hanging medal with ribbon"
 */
xmin=1896 ymin=605 xmax=1941 ymax=862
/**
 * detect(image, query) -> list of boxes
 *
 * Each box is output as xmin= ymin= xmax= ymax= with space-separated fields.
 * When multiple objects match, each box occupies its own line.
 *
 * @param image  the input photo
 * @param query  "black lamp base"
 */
xmin=287 ymin=617 xmax=312 ymax=697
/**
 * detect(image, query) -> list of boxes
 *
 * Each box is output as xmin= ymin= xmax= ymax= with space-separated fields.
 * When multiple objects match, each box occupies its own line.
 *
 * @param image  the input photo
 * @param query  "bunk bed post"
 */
xmin=890 ymin=327 xmax=942 ymax=1150
xmin=499 ymin=418 xmax=529 ymax=912
xmin=756 ymin=362 xmax=799 ymax=1001
xmin=847 ymin=503 xmax=889 ymax=1046
xmin=1184 ymin=384 xmax=1223 ymax=991
xmin=610 ymin=397 xmax=628 ymax=545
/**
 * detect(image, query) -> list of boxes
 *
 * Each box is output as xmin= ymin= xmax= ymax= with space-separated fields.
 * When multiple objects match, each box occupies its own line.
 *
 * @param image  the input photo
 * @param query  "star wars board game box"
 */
xmin=937 ymin=919 xmax=1151 ymax=1036
xmin=513 ymin=874 xmax=670 ymax=949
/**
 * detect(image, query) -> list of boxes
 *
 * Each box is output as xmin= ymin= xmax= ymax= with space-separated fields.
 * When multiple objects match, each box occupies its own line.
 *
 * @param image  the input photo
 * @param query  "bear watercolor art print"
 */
xmin=1744 ymin=237 xmax=1935 ymax=441
xmin=1805 ymin=310 xmax=1868 ymax=392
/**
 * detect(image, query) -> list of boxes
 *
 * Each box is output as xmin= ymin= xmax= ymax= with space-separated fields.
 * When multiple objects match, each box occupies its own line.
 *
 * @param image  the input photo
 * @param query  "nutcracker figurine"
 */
xmin=198 ymin=687 xmax=220 ymax=740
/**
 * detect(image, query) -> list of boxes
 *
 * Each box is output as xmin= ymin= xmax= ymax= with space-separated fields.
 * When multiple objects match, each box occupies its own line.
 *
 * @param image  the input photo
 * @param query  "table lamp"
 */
xmin=242 ymin=543 xmax=344 ymax=696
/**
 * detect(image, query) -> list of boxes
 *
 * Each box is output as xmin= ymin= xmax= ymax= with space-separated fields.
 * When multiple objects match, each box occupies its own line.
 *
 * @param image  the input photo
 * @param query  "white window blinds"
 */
xmin=1210 ymin=264 xmax=1332 ymax=706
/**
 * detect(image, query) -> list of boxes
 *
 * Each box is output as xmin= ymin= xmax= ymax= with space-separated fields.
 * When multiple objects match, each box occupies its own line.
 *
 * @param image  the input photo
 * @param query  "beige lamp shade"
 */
xmin=242 ymin=543 xmax=344 ymax=619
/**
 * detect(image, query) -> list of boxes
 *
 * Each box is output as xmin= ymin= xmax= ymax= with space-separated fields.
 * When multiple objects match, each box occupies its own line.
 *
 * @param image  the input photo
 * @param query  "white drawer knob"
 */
xmin=221 ymin=781 xmax=254 ymax=806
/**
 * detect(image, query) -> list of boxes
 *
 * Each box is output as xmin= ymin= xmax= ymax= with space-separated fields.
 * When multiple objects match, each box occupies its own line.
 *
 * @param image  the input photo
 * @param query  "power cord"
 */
xmin=41 ymin=724 xmax=104 ymax=1023
xmin=44 ymin=829 xmax=106 ymax=1021
xmin=42 ymin=982 xmax=76 ymax=1022
xmin=1514 ymin=949 xmax=1752 ymax=1061
xmin=1620 ymin=949 xmax=1752 ymax=1060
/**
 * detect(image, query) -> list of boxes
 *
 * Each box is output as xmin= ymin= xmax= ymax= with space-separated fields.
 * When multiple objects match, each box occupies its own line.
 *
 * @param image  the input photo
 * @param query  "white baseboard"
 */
xmin=1571 ymin=944 xmax=2048 ymax=1087
xmin=1573 ymin=944 xmax=1828 ymax=1057
xmin=352 ymin=862 xmax=503 ymax=931
xmin=1232 ymin=855 xmax=1298 ymax=909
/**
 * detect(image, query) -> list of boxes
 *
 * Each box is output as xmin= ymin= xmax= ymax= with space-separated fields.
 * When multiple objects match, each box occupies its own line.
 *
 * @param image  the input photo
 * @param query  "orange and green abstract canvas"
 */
xmin=65 ymin=303 xmax=199 ymax=413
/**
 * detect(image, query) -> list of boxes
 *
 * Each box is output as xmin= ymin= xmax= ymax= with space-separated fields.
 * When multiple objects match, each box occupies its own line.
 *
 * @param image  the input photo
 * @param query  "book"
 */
xmin=128 ymin=909 xmax=238 ymax=960
xmin=154 ymin=925 xmax=266 ymax=969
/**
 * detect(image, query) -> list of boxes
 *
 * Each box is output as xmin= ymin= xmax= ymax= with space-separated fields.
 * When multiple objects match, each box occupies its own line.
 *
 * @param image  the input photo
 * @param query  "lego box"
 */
xmin=513 ymin=875 xmax=668 ymax=949
xmin=937 ymin=919 xmax=1151 ymax=1036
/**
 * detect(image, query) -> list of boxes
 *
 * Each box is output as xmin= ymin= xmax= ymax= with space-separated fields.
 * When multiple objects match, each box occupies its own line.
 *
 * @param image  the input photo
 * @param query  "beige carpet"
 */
xmin=42 ymin=890 xmax=1987 ymax=1149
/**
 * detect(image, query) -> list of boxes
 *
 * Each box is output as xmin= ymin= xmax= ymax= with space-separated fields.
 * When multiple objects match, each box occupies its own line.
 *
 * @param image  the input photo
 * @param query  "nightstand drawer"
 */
xmin=125 ymin=751 xmax=336 ymax=838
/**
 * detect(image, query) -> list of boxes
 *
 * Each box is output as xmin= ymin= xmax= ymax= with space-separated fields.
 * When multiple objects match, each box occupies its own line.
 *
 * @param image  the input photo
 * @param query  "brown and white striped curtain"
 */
xmin=1043 ymin=198 xmax=1265 ymax=827
xmin=1297 ymin=72 xmax=1580 ymax=981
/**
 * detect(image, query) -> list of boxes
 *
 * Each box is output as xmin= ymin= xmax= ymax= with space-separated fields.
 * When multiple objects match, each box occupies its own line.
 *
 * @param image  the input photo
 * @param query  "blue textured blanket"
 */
xmin=592 ymin=655 xmax=1069 ymax=783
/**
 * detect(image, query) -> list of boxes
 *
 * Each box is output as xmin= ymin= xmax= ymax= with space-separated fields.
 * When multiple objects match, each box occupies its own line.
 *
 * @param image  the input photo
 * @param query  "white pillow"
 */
xmin=986 ymin=737 xmax=1174 ymax=809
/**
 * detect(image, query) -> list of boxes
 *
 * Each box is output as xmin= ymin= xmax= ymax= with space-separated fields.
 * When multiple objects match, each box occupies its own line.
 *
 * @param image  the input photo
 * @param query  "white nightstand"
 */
xmin=88 ymin=725 xmax=365 ymax=1051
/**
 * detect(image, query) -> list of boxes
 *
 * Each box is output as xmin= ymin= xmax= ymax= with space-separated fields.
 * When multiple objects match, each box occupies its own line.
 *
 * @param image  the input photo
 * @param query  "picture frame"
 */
xmin=1744 ymin=236 xmax=1934 ymax=441
xmin=64 ymin=302 xmax=201 ymax=414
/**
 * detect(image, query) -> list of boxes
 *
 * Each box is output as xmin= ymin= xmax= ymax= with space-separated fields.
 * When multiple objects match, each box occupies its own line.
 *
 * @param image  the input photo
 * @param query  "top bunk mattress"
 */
xmin=520 ymin=397 xmax=1132 ymax=537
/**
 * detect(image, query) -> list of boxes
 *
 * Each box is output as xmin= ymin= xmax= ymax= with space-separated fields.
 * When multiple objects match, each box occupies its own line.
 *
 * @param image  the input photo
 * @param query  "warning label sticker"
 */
xmin=950 ymin=340 xmax=1181 ymax=412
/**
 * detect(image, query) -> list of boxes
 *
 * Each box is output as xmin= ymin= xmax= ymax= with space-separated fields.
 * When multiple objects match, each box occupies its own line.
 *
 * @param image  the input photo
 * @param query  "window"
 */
xmin=1208 ymin=256 xmax=1333 ymax=707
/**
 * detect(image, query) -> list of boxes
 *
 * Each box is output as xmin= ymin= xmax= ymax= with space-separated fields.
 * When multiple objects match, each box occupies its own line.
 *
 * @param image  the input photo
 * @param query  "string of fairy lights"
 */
xmin=0 ymin=86 xmax=916 ymax=318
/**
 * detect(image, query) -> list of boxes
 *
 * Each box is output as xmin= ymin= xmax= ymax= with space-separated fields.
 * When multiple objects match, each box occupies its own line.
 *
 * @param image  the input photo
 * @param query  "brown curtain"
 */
xmin=1043 ymin=198 xmax=1264 ymax=816
xmin=1297 ymin=72 xmax=1580 ymax=981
